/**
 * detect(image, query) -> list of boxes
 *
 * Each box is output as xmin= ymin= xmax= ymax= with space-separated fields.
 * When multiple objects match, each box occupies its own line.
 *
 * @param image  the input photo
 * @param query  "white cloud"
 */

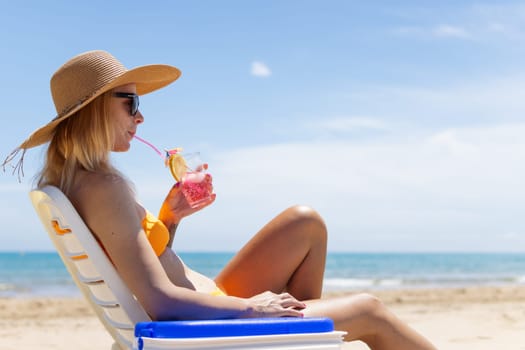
xmin=502 ymin=232 xmax=521 ymax=240
xmin=487 ymin=22 xmax=507 ymax=34
xmin=427 ymin=129 xmax=477 ymax=155
xmin=343 ymin=73 xmax=525 ymax=126
xmin=306 ymin=117 xmax=387 ymax=133
xmin=393 ymin=4 xmax=525 ymax=42
xmin=432 ymin=25 xmax=471 ymax=39
xmin=190 ymin=122 xmax=525 ymax=252
xmin=391 ymin=25 xmax=472 ymax=40
xmin=392 ymin=26 xmax=424 ymax=36
xmin=251 ymin=61 xmax=272 ymax=78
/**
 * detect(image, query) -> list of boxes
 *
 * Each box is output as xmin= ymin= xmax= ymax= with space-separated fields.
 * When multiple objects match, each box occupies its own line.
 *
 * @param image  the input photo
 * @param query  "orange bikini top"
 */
xmin=142 ymin=211 xmax=170 ymax=256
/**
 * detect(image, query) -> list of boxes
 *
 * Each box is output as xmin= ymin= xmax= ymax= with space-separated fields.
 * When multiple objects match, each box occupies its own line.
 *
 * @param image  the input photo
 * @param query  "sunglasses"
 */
xmin=113 ymin=92 xmax=140 ymax=116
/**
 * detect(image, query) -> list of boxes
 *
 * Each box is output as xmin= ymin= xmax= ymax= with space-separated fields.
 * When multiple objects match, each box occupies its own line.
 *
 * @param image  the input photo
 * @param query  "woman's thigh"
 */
xmin=215 ymin=205 xmax=327 ymax=300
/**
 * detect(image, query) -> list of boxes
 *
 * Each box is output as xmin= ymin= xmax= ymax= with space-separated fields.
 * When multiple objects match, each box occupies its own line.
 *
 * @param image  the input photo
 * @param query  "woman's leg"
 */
xmin=214 ymin=205 xmax=436 ymax=349
xmin=215 ymin=205 xmax=327 ymax=300
xmin=303 ymin=293 xmax=436 ymax=350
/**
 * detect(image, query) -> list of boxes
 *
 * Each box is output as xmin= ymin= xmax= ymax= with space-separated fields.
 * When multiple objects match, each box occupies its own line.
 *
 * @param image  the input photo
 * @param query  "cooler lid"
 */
xmin=135 ymin=317 xmax=334 ymax=338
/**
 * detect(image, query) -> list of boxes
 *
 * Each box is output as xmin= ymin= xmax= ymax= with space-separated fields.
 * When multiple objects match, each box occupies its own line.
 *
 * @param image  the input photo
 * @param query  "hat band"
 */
xmin=53 ymin=100 xmax=83 ymax=121
xmin=53 ymin=87 xmax=105 ymax=121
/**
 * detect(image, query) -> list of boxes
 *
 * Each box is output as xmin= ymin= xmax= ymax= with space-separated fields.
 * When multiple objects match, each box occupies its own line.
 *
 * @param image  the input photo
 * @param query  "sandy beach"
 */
xmin=1 ymin=286 xmax=524 ymax=350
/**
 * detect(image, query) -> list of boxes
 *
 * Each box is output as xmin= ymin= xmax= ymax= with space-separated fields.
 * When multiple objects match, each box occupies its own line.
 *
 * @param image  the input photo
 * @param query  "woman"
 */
xmin=4 ymin=50 xmax=436 ymax=349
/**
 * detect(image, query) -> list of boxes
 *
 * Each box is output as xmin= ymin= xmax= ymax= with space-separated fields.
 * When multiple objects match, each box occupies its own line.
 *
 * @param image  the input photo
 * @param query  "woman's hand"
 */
xmin=158 ymin=173 xmax=216 ymax=229
xmin=242 ymin=291 xmax=306 ymax=318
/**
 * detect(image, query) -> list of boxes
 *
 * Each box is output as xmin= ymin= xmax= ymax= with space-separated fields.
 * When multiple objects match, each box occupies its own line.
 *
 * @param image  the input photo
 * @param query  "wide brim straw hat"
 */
xmin=23 ymin=50 xmax=181 ymax=149
xmin=3 ymin=50 xmax=181 ymax=177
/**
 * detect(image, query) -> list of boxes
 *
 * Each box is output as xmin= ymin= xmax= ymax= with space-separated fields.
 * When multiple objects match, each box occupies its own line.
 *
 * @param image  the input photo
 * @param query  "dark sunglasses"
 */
xmin=113 ymin=92 xmax=140 ymax=116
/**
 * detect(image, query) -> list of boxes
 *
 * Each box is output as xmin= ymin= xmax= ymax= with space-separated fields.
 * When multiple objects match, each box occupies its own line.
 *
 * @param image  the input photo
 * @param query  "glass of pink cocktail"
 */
xmin=177 ymin=152 xmax=213 ymax=208
xmin=133 ymin=135 xmax=213 ymax=208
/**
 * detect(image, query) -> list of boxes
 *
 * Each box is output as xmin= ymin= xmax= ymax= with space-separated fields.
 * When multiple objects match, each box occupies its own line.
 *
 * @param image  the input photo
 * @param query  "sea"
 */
xmin=1 ymin=252 xmax=525 ymax=298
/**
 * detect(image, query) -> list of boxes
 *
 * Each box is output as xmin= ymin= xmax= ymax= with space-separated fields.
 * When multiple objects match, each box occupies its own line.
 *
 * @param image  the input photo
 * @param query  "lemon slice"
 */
xmin=167 ymin=153 xmax=187 ymax=182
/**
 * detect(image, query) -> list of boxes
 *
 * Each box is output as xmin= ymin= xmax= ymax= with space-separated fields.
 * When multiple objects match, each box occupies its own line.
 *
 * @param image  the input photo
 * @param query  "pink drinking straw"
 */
xmin=133 ymin=135 xmax=164 ymax=159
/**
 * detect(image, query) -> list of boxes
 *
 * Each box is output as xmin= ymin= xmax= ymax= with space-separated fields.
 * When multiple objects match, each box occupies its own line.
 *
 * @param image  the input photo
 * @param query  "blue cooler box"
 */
xmin=134 ymin=317 xmax=346 ymax=350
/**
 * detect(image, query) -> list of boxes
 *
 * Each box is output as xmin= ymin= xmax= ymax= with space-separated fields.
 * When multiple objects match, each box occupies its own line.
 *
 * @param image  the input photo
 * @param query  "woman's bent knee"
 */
xmin=285 ymin=205 xmax=327 ymax=238
xmin=352 ymin=293 xmax=385 ymax=316
xmin=353 ymin=293 xmax=398 ymax=338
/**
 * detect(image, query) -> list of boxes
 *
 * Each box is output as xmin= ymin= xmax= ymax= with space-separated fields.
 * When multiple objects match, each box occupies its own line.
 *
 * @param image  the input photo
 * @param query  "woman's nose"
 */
xmin=135 ymin=111 xmax=144 ymax=124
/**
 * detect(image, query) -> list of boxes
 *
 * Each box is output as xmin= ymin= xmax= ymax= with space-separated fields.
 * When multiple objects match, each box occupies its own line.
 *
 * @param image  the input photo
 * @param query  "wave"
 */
xmin=0 ymin=280 xmax=79 ymax=298
xmin=323 ymin=278 xmax=403 ymax=291
xmin=4 ymin=252 xmax=525 ymax=297
xmin=322 ymin=275 xmax=525 ymax=291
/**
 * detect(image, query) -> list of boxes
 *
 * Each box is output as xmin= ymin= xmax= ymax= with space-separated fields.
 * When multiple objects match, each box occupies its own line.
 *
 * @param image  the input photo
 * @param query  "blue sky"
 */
xmin=2 ymin=1 xmax=525 ymax=252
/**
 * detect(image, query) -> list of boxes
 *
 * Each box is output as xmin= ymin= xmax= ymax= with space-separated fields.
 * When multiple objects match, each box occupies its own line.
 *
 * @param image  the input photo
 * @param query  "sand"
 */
xmin=1 ymin=286 xmax=525 ymax=349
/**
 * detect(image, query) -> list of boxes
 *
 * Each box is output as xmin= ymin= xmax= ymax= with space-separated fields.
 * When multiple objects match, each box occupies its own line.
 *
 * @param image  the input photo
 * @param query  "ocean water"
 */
xmin=1 ymin=252 xmax=525 ymax=297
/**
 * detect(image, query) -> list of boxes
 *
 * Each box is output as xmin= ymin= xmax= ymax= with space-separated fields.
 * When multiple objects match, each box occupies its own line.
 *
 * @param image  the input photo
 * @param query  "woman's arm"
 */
xmin=157 ymin=183 xmax=180 ymax=248
xmin=157 ymin=181 xmax=215 ymax=248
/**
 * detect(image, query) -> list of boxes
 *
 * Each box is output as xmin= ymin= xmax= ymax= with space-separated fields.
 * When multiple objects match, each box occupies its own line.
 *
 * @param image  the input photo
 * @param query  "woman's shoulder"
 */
xmin=69 ymin=171 xmax=144 ymax=247
xmin=70 ymin=170 xmax=135 ymax=212
xmin=79 ymin=170 xmax=128 ymax=190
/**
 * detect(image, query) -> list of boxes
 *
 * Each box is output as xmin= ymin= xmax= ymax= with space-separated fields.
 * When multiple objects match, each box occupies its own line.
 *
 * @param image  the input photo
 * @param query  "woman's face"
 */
xmin=110 ymin=83 xmax=144 ymax=152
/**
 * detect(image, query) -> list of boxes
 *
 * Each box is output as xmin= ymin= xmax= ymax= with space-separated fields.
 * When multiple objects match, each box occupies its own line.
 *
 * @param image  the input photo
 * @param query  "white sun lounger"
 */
xmin=29 ymin=185 xmax=345 ymax=350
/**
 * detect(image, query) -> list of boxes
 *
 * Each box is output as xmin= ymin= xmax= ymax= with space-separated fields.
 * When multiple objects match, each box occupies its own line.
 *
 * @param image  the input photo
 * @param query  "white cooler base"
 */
xmin=134 ymin=331 xmax=347 ymax=350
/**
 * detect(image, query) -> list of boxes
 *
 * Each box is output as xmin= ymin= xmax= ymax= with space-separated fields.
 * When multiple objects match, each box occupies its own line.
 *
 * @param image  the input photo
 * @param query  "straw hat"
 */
xmin=2 ymin=50 xmax=181 ymax=178
xmin=19 ymin=50 xmax=181 ymax=150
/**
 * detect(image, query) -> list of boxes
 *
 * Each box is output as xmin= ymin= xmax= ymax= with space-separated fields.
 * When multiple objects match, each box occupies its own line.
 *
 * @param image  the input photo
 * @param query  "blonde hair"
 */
xmin=37 ymin=90 xmax=119 ymax=195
